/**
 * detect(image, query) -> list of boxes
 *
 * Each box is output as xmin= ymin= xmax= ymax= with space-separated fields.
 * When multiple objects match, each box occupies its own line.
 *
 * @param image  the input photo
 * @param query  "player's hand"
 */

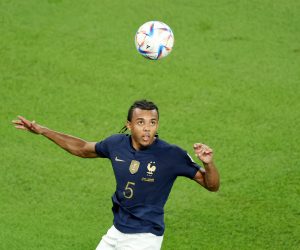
xmin=12 ymin=116 xmax=44 ymax=134
xmin=193 ymin=143 xmax=213 ymax=164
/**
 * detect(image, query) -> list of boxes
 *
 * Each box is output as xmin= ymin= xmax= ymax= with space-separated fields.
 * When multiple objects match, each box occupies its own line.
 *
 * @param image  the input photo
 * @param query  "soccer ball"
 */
xmin=135 ymin=21 xmax=174 ymax=60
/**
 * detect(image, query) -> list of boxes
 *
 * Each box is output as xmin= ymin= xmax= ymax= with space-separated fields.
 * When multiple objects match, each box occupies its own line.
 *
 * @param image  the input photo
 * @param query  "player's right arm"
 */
xmin=12 ymin=116 xmax=98 ymax=158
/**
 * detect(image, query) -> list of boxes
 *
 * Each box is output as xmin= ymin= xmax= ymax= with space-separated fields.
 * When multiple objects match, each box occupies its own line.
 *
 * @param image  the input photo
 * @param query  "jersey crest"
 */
xmin=129 ymin=160 xmax=140 ymax=174
xmin=146 ymin=161 xmax=156 ymax=176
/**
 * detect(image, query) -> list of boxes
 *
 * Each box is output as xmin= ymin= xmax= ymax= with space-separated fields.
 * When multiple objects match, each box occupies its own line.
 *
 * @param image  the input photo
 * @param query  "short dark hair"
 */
xmin=127 ymin=99 xmax=159 ymax=121
xmin=119 ymin=99 xmax=159 ymax=133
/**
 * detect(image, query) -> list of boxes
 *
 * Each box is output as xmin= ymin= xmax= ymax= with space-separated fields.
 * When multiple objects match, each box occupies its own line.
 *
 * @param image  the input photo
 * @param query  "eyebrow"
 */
xmin=136 ymin=118 xmax=157 ymax=121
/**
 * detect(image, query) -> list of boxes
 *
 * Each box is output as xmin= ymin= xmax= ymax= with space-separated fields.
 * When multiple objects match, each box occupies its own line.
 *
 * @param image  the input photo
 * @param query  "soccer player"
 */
xmin=12 ymin=99 xmax=219 ymax=250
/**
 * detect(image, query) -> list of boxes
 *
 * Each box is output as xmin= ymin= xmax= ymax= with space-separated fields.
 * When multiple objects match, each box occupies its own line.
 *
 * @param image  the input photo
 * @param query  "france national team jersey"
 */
xmin=95 ymin=134 xmax=201 ymax=236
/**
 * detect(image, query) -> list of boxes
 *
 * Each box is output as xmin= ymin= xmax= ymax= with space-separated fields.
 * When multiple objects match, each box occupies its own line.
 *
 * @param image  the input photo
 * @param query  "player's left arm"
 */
xmin=193 ymin=143 xmax=220 ymax=192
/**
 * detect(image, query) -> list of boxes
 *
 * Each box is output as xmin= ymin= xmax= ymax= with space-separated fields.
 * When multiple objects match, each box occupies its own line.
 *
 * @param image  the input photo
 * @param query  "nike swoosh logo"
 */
xmin=115 ymin=156 xmax=125 ymax=162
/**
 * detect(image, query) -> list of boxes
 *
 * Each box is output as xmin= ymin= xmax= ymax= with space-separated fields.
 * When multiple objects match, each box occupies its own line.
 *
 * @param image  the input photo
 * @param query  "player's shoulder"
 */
xmin=156 ymin=138 xmax=186 ymax=155
xmin=95 ymin=134 xmax=129 ymax=158
xmin=156 ymin=138 xmax=199 ymax=167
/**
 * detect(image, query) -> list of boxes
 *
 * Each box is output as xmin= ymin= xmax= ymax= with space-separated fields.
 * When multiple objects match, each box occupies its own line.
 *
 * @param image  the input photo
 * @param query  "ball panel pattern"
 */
xmin=135 ymin=21 xmax=174 ymax=60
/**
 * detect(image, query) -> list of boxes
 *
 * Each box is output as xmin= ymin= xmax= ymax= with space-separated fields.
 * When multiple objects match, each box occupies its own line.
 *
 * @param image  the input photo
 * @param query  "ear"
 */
xmin=126 ymin=121 xmax=131 ymax=131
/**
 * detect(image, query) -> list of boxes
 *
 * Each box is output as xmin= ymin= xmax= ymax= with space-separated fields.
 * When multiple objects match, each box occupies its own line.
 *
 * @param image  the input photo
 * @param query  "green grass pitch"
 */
xmin=1 ymin=0 xmax=300 ymax=249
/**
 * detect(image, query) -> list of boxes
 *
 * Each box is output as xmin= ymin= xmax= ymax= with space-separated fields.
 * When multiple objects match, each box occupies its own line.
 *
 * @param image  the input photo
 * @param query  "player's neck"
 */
xmin=130 ymin=137 xmax=157 ymax=151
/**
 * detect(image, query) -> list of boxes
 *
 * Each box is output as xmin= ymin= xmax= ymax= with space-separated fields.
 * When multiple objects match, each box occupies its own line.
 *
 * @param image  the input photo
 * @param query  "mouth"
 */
xmin=142 ymin=134 xmax=151 ymax=142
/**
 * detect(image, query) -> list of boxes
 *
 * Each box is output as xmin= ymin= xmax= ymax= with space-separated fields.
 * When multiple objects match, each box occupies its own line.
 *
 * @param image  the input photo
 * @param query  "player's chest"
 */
xmin=110 ymin=151 xmax=169 ymax=182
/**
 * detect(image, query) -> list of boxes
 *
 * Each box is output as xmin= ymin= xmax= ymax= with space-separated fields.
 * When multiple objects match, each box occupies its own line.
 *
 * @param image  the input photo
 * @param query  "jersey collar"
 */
xmin=126 ymin=134 xmax=159 ymax=153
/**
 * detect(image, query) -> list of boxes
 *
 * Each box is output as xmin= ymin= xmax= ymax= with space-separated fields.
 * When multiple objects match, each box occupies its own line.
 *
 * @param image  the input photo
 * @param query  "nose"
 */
xmin=143 ymin=124 xmax=150 ymax=131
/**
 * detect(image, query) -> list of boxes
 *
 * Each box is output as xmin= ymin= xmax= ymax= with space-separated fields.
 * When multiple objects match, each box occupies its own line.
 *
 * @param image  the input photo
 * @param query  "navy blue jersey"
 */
xmin=95 ymin=134 xmax=201 ymax=236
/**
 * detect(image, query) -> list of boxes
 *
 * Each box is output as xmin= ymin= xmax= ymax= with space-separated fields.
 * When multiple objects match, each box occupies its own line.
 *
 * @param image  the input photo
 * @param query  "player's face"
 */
xmin=127 ymin=108 xmax=159 ymax=150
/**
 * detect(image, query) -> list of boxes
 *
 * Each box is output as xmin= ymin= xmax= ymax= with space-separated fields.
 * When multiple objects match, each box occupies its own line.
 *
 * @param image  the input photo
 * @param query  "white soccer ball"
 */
xmin=135 ymin=21 xmax=174 ymax=60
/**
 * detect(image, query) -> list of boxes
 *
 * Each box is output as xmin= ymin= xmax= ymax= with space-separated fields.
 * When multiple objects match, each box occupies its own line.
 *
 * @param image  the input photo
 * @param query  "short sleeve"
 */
xmin=95 ymin=139 xmax=110 ymax=158
xmin=175 ymin=150 xmax=201 ymax=179
xmin=95 ymin=134 xmax=124 ymax=158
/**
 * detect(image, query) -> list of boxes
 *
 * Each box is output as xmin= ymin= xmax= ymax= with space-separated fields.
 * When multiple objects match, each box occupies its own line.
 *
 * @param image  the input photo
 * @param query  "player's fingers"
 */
xmin=201 ymin=144 xmax=212 ymax=152
xmin=206 ymin=147 xmax=213 ymax=153
xmin=201 ymin=149 xmax=207 ymax=156
xmin=12 ymin=120 xmax=24 ymax=125
xmin=18 ymin=116 xmax=33 ymax=128
xmin=197 ymin=150 xmax=212 ymax=159
xmin=17 ymin=115 xmax=26 ymax=121
xmin=15 ymin=125 xmax=29 ymax=131
xmin=204 ymin=149 xmax=213 ymax=158
xmin=195 ymin=147 xmax=205 ymax=157
xmin=18 ymin=115 xmax=30 ymax=124
xmin=193 ymin=143 xmax=204 ymax=150
xmin=194 ymin=146 xmax=205 ymax=156
xmin=204 ymin=148 xmax=212 ymax=154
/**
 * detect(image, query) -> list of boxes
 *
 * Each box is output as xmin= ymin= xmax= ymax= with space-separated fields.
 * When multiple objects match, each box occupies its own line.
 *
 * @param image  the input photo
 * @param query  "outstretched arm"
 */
xmin=12 ymin=116 xmax=98 ymax=158
xmin=193 ymin=143 xmax=220 ymax=192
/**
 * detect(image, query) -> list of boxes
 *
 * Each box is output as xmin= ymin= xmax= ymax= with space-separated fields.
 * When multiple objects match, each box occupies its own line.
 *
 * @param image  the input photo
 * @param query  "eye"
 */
xmin=150 ymin=121 xmax=157 ymax=126
xmin=137 ymin=120 xmax=144 ymax=125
